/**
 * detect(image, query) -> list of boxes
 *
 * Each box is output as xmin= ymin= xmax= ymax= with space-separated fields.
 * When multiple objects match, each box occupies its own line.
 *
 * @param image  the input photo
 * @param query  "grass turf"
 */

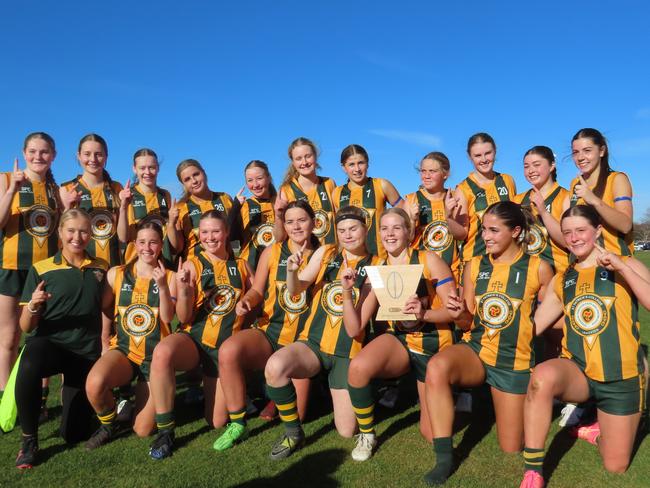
xmin=1 ymin=252 xmax=649 ymax=487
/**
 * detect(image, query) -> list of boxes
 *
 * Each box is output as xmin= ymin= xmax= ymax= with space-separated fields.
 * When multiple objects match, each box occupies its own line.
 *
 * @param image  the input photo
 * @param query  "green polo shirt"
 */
xmin=20 ymin=251 xmax=108 ymax=360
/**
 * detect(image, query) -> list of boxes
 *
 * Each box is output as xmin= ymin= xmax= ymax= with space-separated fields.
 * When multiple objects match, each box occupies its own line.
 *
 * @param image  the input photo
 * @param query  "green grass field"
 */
xmin=2 ymin=253 xmax=650 ymax=488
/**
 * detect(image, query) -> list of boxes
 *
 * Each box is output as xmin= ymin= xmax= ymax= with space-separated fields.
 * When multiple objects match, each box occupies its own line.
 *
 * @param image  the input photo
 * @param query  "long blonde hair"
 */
xmin=281 ymin=137 xmax=322 ymax=187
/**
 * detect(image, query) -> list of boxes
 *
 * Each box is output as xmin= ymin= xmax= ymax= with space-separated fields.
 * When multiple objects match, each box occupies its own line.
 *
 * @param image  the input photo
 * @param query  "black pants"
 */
xmin=15 ymin=336 xmax=97 ymax=443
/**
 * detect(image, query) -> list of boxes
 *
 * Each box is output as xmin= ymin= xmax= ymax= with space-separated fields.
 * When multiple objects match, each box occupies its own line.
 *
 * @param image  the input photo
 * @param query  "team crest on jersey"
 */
xmin=21 ymin=204 xmax=56 ymax=246
xmin=119 ymin=304 xmax=158 ymax=346
xmin=526 ymin=223 xmax=547 ymax=255
xmin=358 ymin=207 xmax=374 ymax=229
xmin=312 ymin=209 xmax=331 ymax=238
xmin=90 ymin=209 xmax=115 ymax=248
xmin=321 ymin=281 xmax=356 ymax=320
xmin=477 ymin=292 xmax=521 ymax=337
xmin=205 ymin=284 xmax=239 ymax=322
xmin=277 ymin=283 xmax=308 ymax=316
xmin=254 ymin=223 xmax=275 ymax=248
xmin=568 ymin=294 xmax=615 ymax=348
xmin=422 ymin=220 xmax=453 ymax=252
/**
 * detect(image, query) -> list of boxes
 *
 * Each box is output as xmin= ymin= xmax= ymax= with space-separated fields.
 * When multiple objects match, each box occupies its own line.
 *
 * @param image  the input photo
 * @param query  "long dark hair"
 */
xmin=572 ymin=128 xmax=610 ymax=198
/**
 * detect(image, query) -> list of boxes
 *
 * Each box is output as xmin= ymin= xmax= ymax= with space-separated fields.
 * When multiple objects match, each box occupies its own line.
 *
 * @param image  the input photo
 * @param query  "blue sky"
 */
xmin=2 ymin=1 xmax=649 ymax=219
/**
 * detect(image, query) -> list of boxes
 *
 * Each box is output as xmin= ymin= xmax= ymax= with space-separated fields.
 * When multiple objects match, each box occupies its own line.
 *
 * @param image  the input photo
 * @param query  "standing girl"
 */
xmin=456 ymin=133 xmax=517 ymax=264
xmin=343 ymin=208 xmax=456 ymax=461
xmin=264 ymin=206 xmax=381 ymax=460
xmin=519 ymin=205 xmax=648 ymax=488
xmin=237 ymin=160 xmax=277 ymax=268
xmin=274 ymin=137 xmax=337 ymax=246
xmin=0 ymin=132 xmax=60 ymax=391
xmin=60 ymin=134 xmax=123 ymax=268
xmin=84 ymin=221 xmax=176 ymax=449
xmin=117 ymin=148 xmax=179 ymax=264
xmin=569 ymin=128 xmax=634 ymax=256
xmin=173 ymin=159 xmax=234 ymax=259
xmin=212 ymin=200 xmax=316 ymax=450
xmin=423 ymin=201 xmax=553 ymax=485
xmin=405 ymin=151 xmax=465 ymax=278
xmin=147 ymin=210 xmax=252 ymax=460
xmin=332 ymin=144 xmax=403 ymax=259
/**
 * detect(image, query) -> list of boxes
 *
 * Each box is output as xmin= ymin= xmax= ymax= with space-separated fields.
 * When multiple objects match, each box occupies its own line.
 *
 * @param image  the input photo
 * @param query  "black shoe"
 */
xmin=85 ymin=425 xmax=114 ymax=450
xmin=269 ymin=430 xmax=305 ymax=460
xmin=38 ymin=405 xmax=49 ymax=424
xmin=149 ymin=429 xmax=175 ymax=460
xmin=16 ymin=436 xmax=38 ymax=469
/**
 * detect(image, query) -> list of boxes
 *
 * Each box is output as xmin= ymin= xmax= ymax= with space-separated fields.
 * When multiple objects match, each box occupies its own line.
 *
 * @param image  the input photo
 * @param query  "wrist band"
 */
xmin=27 ymin=301 xmax=42 ymax=314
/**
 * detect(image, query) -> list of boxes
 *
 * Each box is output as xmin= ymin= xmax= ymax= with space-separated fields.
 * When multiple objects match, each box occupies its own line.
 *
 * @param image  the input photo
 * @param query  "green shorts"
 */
xmin=0 ymin=269 xmax=29 ymax=297
xmin=301 ymin=340 xmax=350 ymax=390
xmin=256 ymin=326 xmax=283 ymax=353
xmin=483 ymin=362 xmax=530 ymax=395
xmin=129 ymin=359 xmax=149 ymax=382
xmin=392 ymin=334 xmax=432 ymax=383
xmin=587 ymin=374 xmax=645 ymax=416
xmin=182 ymin=332 xmax=219 ymax=378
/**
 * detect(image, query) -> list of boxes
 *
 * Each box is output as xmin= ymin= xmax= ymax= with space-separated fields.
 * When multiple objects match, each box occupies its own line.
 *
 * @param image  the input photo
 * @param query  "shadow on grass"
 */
xmin=377 ymin=410 xmax=420 ymax=450
xmin=231 ymin=448 xmax=347 ymax=488
xmin=543 ymin=429 xmax=576 ymax=483
xmin=175 ymin=425 xmax=212 ymax=450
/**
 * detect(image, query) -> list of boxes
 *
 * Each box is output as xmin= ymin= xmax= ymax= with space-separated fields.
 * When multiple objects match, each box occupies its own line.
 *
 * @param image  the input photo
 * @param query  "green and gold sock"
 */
xmin=523 ymin=447 xmax=545 ymax=473
xmin=348 ymin=384 xmax=375 ymax=434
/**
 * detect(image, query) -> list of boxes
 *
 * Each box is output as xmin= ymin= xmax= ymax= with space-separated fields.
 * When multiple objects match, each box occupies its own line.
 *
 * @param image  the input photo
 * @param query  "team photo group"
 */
xmin=0 ymin=128 xmax=648 ymax=488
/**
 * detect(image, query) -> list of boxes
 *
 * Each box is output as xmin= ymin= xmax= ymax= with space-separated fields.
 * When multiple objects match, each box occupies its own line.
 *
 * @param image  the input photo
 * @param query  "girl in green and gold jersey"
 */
xmin=264 ymin=206 xmax=381 ymax=460
xmin=405 ymin=151 xmax=465 ymax=280
xmin=117 ymin=148 xmax=180 ymax=265
xmin=569 ymin=128 xmax=634 ymax=256
xmin=60 ymin=133 xmax=123 ymax=268
xmin=423 ymin=201 xmax=553 ymax=485
xmin=519 ymin=205 xmax=650 ymax=488
xmin=172 ymin=159 xmax=235 ymax=259
xmin=332 ymin=144 xmax=403 ymax=260
xmin=236 ymin=160 xmax=277 ymax=268
xmin=147 ymin=210 xmax=252 ymax=460
xmin=0 ymin=132 xmax=60 ymax=391
xmin=343 ymin=208 xmax=457 ymax=462
xmin=211 ymin=200 xmax=317 ymax=451
xmin=84 ymin=220 xmax=176 ymax=450
xmin=274 ymin=137 xmax=337 ymax=246
xmin=455 ymin=133 xmax=517 ymax=264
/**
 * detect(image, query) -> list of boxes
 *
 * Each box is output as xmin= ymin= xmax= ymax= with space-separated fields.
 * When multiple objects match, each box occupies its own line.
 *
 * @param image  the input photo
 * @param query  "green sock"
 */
xmin=424 ymin=437 xmax=453 ymax=485
xmin=266 ymin=383 xmax=301 ymax=431
xmin=155 ymin=411 xmax=175 ymax=432
xmin=348 ymin=384 xmax=375 ymax=434
xmin=523 ymin=447 xmax=545 ymax=474
xmin=97 ymin=407 xmax=117 ymax=429
xmin=228 ymin=407 xmax=247 ymax=427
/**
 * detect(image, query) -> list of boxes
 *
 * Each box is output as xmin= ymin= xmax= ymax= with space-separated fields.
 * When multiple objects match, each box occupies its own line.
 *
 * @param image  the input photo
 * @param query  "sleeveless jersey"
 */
xmin=280 ymin=176 xmax=336 ymax=245
xmin=109 ymin=264 xmax=172 ymax=367
xmin=0 ymin=173 xmax=59 ymax=270
xmin=515 ymin=183 xmax=570 ymax=273
xmin=333 ymin=177 xmax=387 ymax=259
xmin=457 ymin=172 xmax=516 ymax=262
xmin=555 ymin=262 xmax=643 ymax=382
xmin=180 ymin=253 xmax=249 ymax=350
xmin=569 ymin=171 xmax=634 ymax=256
xmin=177 ymin=192 xmax=234 ymax=258
xmin=467 ymin=251 xmax=542 ymax=372
xmin=298 ymin=245 xmax=380 ymax=358
xmin=123 ymin=184 xmax=171 ymax=263
xmin=406 ymin=189 xmax=459 ymax=274
xmin=62 ymin=176 xmax=123 ymax=267
xmin=238 ymin=197 xmax=275 ymax=268
xmin=255 ymin=241 xmax=314 ymax=348
xmin=387 ymin=250 xmax=455 ymax=356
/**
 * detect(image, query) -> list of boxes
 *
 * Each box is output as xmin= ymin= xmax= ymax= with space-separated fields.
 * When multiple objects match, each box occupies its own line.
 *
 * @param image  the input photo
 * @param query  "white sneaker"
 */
xmin=455 ymin=392 xmax=472 ymax=413
xmin=351 ymin=432 xmax=377 ymax=461
xmin=558 ymin=403 xmax=584 ymax=427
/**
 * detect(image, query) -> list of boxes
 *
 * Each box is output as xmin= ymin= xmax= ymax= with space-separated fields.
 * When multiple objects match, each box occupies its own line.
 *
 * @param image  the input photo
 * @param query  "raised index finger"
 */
xmin=237 ymin=185 xmax=246 ymax=197
xmin=594 ymin=243 xmax=607 ymax=254
xmin=13 ymin=158 xmax=19 ymax=173
xmin=177 ymin=256 xmax=184 ymax=272
xmin=35 ymin=280 xmax=45 ymax=291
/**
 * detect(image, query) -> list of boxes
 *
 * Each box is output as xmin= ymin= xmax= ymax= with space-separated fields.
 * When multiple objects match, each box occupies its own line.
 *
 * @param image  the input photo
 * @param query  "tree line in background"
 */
xmin=634 ymin=207 xmax=650 ymax=244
